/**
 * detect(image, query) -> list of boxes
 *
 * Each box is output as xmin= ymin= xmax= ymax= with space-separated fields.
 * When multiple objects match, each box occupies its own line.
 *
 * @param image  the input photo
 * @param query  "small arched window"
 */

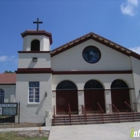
xmin=111 ymin=79 xmax=128 ymax=89
xmin=84 ymin=80 xmax=103 ymax=89
xmin=57 ymin=80 xmax=77 ymax=90
xmin=0 ymin=89 xmax=4 ymax=103
xmin=31 ymin=39 xmax=40 ymax=51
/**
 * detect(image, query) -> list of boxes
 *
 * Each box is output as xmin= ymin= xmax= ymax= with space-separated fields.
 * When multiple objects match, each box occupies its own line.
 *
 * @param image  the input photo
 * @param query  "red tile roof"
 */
xmin=21 ymin=30 xmax=53 ymax=44
xmin=51 ymin=32 xmax=140 ymax=60
xmin=0 ymin=74 xmax=16 ymax=85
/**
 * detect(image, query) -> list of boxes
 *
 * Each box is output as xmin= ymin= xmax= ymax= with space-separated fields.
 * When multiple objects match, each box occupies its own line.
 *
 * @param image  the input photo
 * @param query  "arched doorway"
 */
xmin=111 ymin=79 xmax=131 ymax=112
xmin=31 ymin=39 xmax=40 ymax=51
xmin=56 ymin=80 xmax=78 ymax=114
xmin=84 ymin=80 xmax=105 ymax=113
xmin=0 ymin=89 xmax=4 ymax=103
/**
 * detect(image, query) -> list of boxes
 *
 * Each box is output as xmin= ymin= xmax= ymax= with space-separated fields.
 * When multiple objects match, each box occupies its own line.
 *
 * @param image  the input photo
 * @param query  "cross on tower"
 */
xmin=33 ymin=18 xmax=43 ymax=31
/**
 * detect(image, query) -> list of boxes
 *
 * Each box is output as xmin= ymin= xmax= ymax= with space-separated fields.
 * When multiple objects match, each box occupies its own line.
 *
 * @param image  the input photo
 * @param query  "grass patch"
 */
xmin=0 ymin=116 xmax=10 ymax=118
xmin=0 ymin=132 xmax=48 ymax=140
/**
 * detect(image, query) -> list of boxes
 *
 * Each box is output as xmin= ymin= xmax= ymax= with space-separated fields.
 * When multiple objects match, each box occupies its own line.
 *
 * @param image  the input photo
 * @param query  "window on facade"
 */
xmin=29 ymin=82 xmax=39 ymax=103
xmin=111 ymin=79 xmax=128 ymax=89
xmin=56 ymin=80 xmax=77 ymax=90
xmin=31 ymin=39 xmax=40 ymax=51
xmin=84 ymin=80 xmax=103 ymax=89
xmin=82 ymin=46 xmax=101 ymax=64
xmin=0 ymin=89 xmax=4 ymax=103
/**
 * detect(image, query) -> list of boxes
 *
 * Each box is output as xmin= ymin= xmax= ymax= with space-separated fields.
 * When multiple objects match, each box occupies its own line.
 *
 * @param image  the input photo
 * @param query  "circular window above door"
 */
xmin=82 ymin=46 xmax=101 ymax=63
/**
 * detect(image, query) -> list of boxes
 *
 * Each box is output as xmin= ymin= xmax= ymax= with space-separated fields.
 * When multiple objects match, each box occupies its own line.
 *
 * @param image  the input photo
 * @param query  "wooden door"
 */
xmin=56 ymin=90 xmax=78 ymax=114
xmin=84 ymin=90 xmax=105 ymax=113
xmin=111 ymin=89 xmax=131 ymax=112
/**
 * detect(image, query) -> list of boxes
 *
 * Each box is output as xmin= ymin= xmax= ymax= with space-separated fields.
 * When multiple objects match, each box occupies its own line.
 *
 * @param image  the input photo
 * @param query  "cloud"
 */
xmin=120 ymin=0 xmax=138 ymax=16
xmin=0 ymin=55 xmax=16 ymax=62
xmin=128 ymin=0 xmax=138 ymax=6
xmin=129 ymin=46 xmax=140 ymax=54
xmin=120 ymin=4 xmax=135 ymax=16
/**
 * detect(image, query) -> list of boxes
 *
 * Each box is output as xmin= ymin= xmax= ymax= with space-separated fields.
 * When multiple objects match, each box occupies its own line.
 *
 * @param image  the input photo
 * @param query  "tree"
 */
xmin=4 ymin=70 xmax=14 ymax=73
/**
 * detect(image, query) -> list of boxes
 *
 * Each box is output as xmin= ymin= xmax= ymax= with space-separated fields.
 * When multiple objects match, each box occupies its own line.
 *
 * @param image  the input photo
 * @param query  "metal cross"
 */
xmin=33 ymin=18 xmax=43 ymax=31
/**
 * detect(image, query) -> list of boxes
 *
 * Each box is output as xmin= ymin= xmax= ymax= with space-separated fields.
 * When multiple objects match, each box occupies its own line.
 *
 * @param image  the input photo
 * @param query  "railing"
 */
xmin=125 ymin=101 xmax=135 ymax=112
xmin=97 ymin=102 xmax=104 ymax=123
xmin=53 ymin=106 xmax=55 ymax=117
xmin=53 ymin=106 xmax=55 ymax=124
xmin=125 ymin=101 xmax=135 ymax=121
xmin=109 ymin=104 xmax=120 ymax=122
xmin=82 ymin=105 xmax=87 ymax=123
xmin=68 ymin=104 xmax=71 ymax=125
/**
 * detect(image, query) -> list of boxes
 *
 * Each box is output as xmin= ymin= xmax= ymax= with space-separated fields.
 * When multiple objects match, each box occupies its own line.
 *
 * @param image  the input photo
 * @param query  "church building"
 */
xmin=0 ymin=19 xmax=140 ymax=125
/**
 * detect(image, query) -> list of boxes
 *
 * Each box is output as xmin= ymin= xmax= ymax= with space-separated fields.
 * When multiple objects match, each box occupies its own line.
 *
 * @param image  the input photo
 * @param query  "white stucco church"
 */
xmin=0 ymin=20 xmax=140 ymax=125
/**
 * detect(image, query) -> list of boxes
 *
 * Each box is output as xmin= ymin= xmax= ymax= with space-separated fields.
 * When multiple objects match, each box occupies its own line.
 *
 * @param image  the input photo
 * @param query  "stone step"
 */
xmin=52 ymin=112 xmax=140 ymax=126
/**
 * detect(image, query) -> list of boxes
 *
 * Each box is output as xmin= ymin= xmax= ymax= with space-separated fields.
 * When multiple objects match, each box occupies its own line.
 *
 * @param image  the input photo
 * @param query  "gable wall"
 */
xmin=51 ymin=39 xmax=131 ymax=71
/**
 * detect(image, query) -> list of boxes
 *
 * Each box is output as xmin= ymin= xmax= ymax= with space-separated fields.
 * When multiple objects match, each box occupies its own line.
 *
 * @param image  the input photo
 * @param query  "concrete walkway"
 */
xmin=0 ymin=126 xmax=51 ymax=132
xmin=49 ymin=122 xmax=140 ymax=140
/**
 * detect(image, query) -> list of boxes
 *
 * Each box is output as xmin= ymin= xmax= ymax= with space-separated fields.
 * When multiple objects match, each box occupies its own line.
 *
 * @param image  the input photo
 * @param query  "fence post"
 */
xmin=18 ymin=101 xmax=20 ymax=124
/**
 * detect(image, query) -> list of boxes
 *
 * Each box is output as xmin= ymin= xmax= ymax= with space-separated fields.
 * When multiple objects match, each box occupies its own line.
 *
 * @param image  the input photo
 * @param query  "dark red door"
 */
xmin=56 ymin=90 xmax=78 ymax=114
xmin=111 ymin=89 xmax=131 ymax=112
xmin=84 ymin=90 xmax=105 ymax=113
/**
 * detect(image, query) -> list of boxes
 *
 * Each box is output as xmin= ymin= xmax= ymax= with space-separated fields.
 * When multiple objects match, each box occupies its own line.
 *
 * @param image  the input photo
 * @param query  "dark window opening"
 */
xmin=0 ymin=89 xmax=4 ymax=103
xmin=84 ymin=80 xmax=103 ymax=89
xmin=57 ymin=80 xmax=77 ymax=90
xmin=31 ymin=40 xmax=40 ymax=51
xmin=111 ymin=79 xmax=128 ymax=89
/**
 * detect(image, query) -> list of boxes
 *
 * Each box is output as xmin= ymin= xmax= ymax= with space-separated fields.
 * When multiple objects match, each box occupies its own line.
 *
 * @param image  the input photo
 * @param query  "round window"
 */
xmin=82 ymin=46 xmax=101 ymax=63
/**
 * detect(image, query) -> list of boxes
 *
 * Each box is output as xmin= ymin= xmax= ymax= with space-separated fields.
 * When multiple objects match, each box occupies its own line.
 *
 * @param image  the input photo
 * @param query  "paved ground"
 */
xmin=49 ymin=122 xmax=140 ymax=140
xmin=0 ymin=126 xmax=51 ymax=132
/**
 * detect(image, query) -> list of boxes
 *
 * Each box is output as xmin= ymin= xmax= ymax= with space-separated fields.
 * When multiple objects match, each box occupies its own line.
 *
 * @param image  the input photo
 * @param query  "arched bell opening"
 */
xmin=31 ymin=39 xmax=40 ymax=51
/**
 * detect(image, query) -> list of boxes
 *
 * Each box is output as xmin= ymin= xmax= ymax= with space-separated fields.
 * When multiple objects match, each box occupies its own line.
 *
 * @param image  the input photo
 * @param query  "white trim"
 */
xmin=28 ymin=82 xmax=40 ymax=103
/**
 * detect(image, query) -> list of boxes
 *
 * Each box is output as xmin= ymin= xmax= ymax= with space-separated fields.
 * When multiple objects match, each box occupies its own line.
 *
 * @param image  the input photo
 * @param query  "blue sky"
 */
xmin=0 ymin=0 xmax=140 ymax=73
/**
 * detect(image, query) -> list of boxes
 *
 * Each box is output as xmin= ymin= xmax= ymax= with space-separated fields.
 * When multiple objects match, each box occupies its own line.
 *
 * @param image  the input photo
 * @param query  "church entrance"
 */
xmin=56 ymin=80 xmax=78 ymax=114
xmin=111 ymin=79 xmax=131 ymax=112
xmin=84 ymin=80 xmax=105 ymax=113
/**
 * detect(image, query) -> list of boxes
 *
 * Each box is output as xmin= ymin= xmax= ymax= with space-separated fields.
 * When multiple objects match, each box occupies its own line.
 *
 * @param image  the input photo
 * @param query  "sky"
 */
xmin=0 ymin=0 xmax=140 ymax=73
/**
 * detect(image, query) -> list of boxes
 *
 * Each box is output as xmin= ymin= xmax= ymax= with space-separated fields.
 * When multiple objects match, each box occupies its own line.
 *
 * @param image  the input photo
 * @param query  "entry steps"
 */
xmin=52 ymin=112 xmax=140 ymax=126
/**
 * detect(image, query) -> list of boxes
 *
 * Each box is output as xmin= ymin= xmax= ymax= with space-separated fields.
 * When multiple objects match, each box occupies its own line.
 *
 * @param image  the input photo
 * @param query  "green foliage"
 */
xmin=4 ymin=70 xmax=14 ymax=73
xmin=0 ymin=132 xmax=48 ymax=140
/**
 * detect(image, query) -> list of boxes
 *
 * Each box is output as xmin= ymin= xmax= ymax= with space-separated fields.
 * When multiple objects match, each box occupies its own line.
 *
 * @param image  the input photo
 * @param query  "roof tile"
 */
xmin=0 ymin=74 xmax=16 ymax=84
xmin=51 ymin=32 xmax=140 ymax=59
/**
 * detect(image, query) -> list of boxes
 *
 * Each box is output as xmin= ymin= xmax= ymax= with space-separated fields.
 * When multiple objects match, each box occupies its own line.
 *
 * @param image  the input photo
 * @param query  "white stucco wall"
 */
xmin=15 ymin=74 xmax=52 ymax=123
xmin=51 ymin=39 xmax=131 ymax=71
xmin=18 ymin=53 xmax=51 ymax=68
xmin=23 ymin=35 xmax=50 ymax=51
xmin=131 ymin=56 xmax=140 ymax=111
xmin=0 ymin=85 xmax=16 ymax=103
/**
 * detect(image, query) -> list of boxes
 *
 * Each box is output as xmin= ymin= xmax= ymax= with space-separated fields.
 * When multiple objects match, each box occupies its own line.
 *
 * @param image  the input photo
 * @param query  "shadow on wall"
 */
xmin=28 ymin=59 xmax=37 ymax=68
xmin=36 ymin=97 xmax=46 ymax=115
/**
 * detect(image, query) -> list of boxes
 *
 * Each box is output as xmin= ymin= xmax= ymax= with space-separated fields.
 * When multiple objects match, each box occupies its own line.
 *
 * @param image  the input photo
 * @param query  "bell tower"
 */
xmin=15 ymin=19 xmax=53 ymax=124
